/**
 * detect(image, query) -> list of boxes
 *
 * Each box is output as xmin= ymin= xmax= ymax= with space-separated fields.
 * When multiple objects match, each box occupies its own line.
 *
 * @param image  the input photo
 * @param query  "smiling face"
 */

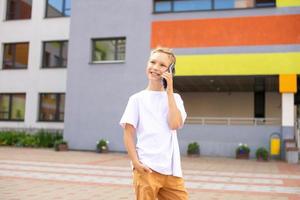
xmin=146 ymin=52 xmax=172 ymax=81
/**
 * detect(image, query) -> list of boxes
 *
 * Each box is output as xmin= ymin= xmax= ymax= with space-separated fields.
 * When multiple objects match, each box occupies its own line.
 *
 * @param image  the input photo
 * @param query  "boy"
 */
xmin=120 ymin=47 xmax=188 ymax=200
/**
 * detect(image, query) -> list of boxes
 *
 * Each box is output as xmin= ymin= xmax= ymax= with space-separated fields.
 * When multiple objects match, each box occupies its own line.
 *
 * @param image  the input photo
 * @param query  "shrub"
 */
xmin=187 ymin=142 xmax=200 ymax=155
xmin=256 ymin=147 xmax=269 ymax=161
xmin=236 ymin=143 xmax=250 ymax=155
xmin=35 ymin=130 xmax=62 ymax=148
xmin=96 ymin=139 xmax=109 ymax=152
xmin=0 ymin=130 xmax=63 ymax=148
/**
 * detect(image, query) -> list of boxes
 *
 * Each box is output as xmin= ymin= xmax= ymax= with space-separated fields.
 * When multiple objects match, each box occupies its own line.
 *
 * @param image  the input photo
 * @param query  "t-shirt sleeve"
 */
xmin=175 ymin=94 xmax=187 ymax=128
xmin=119 ymin=96 xmax=139 ymax=129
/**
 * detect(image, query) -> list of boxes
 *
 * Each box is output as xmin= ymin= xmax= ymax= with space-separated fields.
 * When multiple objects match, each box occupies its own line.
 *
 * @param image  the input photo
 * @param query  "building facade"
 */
xmin=1 ymin=0 xmax=299 ymax=157
xmin=0 ymin=0 xmax=70 ymax=131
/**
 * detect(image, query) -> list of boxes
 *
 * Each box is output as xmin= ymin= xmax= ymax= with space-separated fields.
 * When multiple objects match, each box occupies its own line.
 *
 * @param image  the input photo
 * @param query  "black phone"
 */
xmin=163 ymin=63 xmax=175 ymax=89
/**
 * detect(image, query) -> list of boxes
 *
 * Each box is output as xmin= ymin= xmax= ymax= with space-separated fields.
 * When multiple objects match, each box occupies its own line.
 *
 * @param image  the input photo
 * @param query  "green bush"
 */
xmin=187 ymin=142 xmax=200 ymax=155
xmin=236 ymin=143 xmax=250 ymax=154
xmin=20 ymin=135 xmax=39 ymax=147
xmin=0 ymin=131 xmax=26 ymax=146
xmin=96 ymin=139 xmax=109 ymax=152
xmin=256 ymin=147 xmax=269 ymax=161
xmin=0 ymin=130 xmax=63 ymax=148
xmin=35 ymin=130 xmax=62 ymax=148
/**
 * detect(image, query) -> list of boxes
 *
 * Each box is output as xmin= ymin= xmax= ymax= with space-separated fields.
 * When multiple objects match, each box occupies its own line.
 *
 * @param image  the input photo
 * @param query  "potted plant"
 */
xmin=256 ymin=147 xmax=269 ymax=161
xmin=54 ymin=139 xmax=68 ymax=151
xmin=187 ymin=142 xmax=200 ymax=157
xmin=96 ymin=139 xmax=109 ymax=153
xmin=236 ymin=143 xmax=250 ymax=159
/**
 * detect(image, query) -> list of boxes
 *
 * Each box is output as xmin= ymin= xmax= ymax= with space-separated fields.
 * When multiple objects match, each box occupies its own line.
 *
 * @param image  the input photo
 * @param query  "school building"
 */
xmin=0 ymin=0 xmax=299 ymax=158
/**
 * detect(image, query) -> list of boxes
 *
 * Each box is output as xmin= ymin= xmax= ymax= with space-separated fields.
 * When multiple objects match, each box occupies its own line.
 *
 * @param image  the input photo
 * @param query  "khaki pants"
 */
xmin=133 ymin=169 xmax=188 ymax=200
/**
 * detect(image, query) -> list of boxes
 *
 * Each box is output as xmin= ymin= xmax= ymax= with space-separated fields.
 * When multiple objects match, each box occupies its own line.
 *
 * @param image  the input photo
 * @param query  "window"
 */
xmin=42 ymin=41 xmax=68 ymax=68
xmin=6 ymin=0 xmax=32 ymax=20
xmin=0 ymin=94 xmax=26 ymax=121
xmin=39 ymin=93 xmax=65 ymax=122
xmin=46 ymin=0 xmax=71 ymax=17
xmin=92 ymin=38 xmax=126 ymax=62
xmin=255 ymin=0 xmax=275 ymax=7
xmin=153 ymin=0 xmax=275 ymax=13
xmin=3 ymin=43 xmax=29 ymax=69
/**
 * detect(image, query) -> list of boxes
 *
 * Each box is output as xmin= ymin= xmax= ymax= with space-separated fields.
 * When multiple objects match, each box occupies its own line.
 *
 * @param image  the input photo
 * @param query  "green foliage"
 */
xmin=35 ymin=129 xmax=62 ymax=148
xmin=187 ymin=142 xmax=200 ymax=155
xmin=236 ymin=143 xmax=250 ymax=154
xmin=256 ymin=147 xmax=269 ymax=161
xmin=0 ymin=130 xmax=63 ymax=148
xmin=0 ymin=131 xmax=24 ymax=146
xmin=96 ymin=139 xmax=109 ymax=151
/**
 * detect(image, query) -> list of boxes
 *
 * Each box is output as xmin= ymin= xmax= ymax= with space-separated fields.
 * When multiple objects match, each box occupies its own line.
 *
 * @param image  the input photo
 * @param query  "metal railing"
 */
xmin=295 ymin=119 xmax=300 ymax=149
xmin=186 ymin=117 xmax=281 ymax=126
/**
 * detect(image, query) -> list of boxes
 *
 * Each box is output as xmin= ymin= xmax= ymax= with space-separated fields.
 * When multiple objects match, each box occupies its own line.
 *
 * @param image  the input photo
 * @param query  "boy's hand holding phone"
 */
xmin=162 ymin=63 xmax=175 ymax=93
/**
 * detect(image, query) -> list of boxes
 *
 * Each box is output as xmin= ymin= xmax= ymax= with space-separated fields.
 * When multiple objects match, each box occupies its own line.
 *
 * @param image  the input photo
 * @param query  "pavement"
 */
xmin=0 ymin=147 xmax=299 ymax=200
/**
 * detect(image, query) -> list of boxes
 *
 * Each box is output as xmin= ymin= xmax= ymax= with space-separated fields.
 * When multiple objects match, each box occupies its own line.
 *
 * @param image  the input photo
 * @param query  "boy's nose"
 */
xmin=152 ymin=64 xmax=160 ymax=70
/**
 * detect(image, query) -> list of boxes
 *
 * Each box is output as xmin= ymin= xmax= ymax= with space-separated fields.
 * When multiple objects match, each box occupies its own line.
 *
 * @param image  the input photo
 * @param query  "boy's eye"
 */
xmin=150 ymin=61 xmax=155 ymax=64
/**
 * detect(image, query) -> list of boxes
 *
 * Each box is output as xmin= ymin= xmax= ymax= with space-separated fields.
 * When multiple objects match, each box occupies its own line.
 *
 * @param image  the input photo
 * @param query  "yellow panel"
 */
xmin=279 ymin=74 xmax=297 ymax=93
xmin=277 ymin=0 xmax=300 ymax=7
xmin=270 ymin=138 xmax=280 ymax=156
xmin=176 ymin=52 xmax=300 ymax=76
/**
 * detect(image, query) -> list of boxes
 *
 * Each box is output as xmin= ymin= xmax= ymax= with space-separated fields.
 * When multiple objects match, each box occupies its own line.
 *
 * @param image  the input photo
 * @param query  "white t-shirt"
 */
xmin=120 ymin=90 xmax=187 ymax=177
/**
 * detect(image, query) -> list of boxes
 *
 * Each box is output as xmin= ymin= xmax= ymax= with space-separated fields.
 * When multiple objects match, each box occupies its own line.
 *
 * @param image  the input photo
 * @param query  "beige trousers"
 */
xmin=133 ymin=169 xmax=189 ymax=200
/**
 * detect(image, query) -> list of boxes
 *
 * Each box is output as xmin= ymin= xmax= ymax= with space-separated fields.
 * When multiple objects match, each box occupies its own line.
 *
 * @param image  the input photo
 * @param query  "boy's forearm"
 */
xmin=123 ymin=127 xmax=140 ymax=165
xmin=167 ymin=92 xmax=183 ymax=130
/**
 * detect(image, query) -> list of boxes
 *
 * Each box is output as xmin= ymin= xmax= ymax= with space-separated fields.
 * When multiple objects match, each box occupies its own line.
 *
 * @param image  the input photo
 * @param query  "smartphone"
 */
xmin=163 ymin=63 xmax=175 ymax=89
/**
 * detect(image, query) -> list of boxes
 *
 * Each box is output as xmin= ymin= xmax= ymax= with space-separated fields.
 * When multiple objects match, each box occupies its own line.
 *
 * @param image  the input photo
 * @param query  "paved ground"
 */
xmin=0 ymin=147 xmax=299 ymax=200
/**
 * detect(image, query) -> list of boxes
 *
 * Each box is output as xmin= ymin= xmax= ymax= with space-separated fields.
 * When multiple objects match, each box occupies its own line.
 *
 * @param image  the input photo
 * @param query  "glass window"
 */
xmin=0 ymin=94 xmax=25 ymax=121
xmin=174 ymin=0 xmax=212 ymax=11
xmin=39 ymin=93 xmax=65 ymax=122
xmin=256 ymin=0 xmax=275 ymax=7
xmin=153 ymin=0 xmax=275 ymax=12
xmin=46 ymin=0 xmax=71 ymax=17
xmin=215 ymin=0 xmax=254 ymax=9
xmin=3 ymin=43 xmax=29 ymax=69
xmin=92 ymin=38 xmax=126 ymax=62
xmin=42 ymin=41 xmax=68 ymax=68
xmin=154 ymin=0 xmax=172 ymax=12
xmin=6 ymin=0 xmax=32 ymax=20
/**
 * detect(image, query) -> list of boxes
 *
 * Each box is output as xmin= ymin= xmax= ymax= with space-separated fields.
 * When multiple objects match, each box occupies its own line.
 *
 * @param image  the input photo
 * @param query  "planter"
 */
xmin=97 ymin=146 xmax=109 ymax=153
xmin=236 ymin=153 xmax=249 ymax=159
xmin=56 ymin=144 xmax=68 ymax=151
xmin=257 ymin=155 xmax=269 ymax=161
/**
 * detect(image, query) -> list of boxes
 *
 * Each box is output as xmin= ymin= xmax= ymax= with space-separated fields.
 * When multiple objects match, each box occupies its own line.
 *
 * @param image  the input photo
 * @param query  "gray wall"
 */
xmin=64 ymin=0 xmax=153 ymax=151
xmin=64 ymin=1 xmax=289 ymax=156
xmin=178 ymin=125 xmax=281 ymax=158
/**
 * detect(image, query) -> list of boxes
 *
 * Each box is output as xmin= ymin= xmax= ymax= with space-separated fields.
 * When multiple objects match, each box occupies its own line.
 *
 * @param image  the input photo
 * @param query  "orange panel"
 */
xmin=279 ymin=74 xmax=297 ymax=93
xmin=151 ymin=14 xmax=300 ymax=48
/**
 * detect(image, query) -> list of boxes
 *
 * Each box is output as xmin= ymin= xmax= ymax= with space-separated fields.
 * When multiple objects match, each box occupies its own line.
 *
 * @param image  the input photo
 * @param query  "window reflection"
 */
xmin=11 ymin=94 xmax=26 ymax=120
xmin=0 ymin=94 xmax=25 ymax=121
xmin=39 ymin=94 xmax=65 ymax=122
xmin=43 ymin=41 xmax=68 ymax=68
xmin=6 ymin=0 xmax=32 ymax=20
xmin=154 ymin=0 xmax=275 ymax=12
xmin=93 ymin=38 xmax=126 ymax=62
xmin=215 ymin=0 xmax=254 ymax=9
xmin=46 ymin=0 xmax=71 ymax=17
xmin=3 ymin=43 xmax=29 ymax=69
xmin=0 ymin=95 xmax=10 ymax=120
xmin=174 ymin=0 xmax=212 ymax=11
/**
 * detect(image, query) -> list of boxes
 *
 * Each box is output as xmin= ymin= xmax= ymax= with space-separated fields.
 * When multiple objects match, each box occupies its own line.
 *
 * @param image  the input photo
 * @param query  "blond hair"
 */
xmin=151 ymin=47 xmax=176 ymax=64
